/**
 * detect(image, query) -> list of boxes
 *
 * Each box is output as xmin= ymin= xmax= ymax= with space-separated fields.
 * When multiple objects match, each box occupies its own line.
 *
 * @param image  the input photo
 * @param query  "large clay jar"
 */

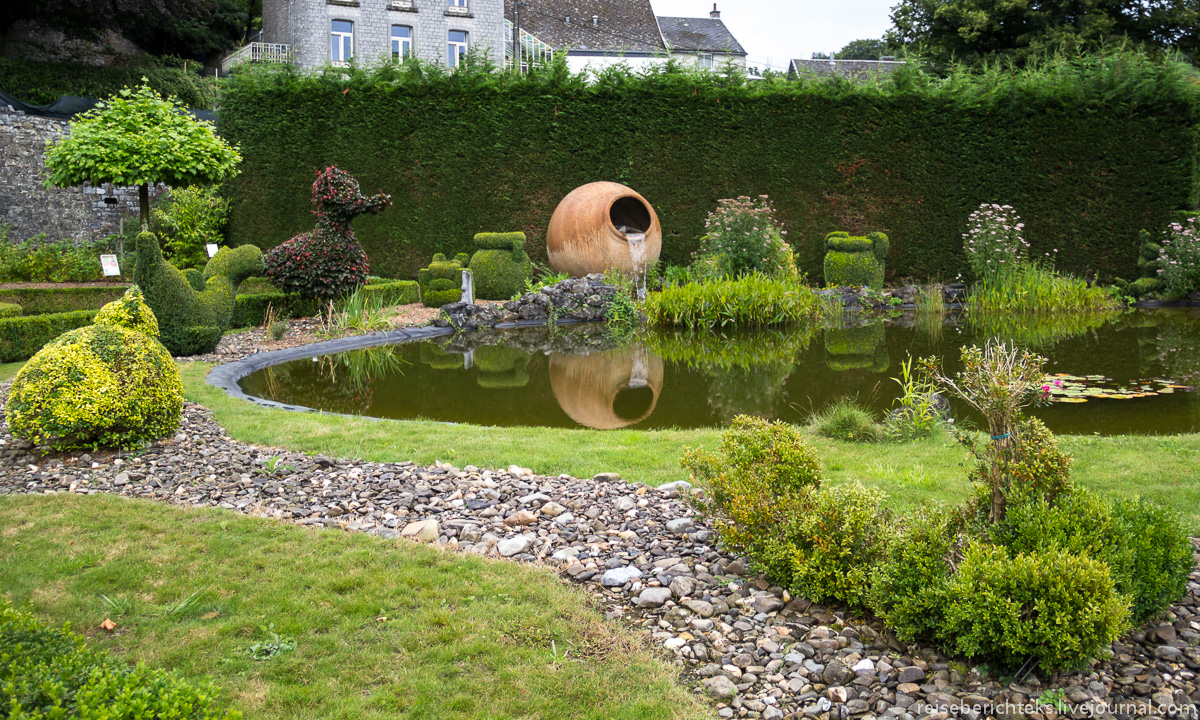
xmin=546 ymin=182 xmax=662 ymax=277
xmin=549 ymin=346 xmax=664 ymax=430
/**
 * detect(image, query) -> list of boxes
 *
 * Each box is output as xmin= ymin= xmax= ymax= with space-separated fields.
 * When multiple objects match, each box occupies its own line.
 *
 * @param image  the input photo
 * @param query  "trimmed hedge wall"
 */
xmin=361 ymin=279 xmax=420 ymax=306
xmin=0 ymin=310 xmax=98 ymax=362
xmin=0 ymin=286 xmax=129 ymax=315
xmin=219 ymin=55 xmax=1200 ymax=282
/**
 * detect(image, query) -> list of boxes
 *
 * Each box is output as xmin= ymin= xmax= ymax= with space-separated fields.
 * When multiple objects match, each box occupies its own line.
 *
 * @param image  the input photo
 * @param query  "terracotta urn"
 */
xmin=549 ymin=346 xmax=664 ymax=430
xmin=546 ymin=182 xmax=662 ymax=277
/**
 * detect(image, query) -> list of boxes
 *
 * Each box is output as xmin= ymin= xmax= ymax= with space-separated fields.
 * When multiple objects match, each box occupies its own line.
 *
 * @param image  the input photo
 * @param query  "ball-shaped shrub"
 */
xmin=94 ymin=286 xmax=160 ymax=337
xmin=7 ymin=323 xmax=183 ymax=451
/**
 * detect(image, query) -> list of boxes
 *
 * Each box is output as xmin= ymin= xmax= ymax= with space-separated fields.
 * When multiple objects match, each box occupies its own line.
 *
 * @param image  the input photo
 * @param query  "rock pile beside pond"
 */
xmin=434 ymin=275 xmax=621 ymax=330
xmin=1 ymin=395 xmax=1197 ymax=720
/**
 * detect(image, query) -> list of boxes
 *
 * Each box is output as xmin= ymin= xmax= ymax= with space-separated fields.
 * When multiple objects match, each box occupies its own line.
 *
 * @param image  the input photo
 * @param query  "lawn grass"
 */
xmin=0 ymin=493 xmax=710 ymax=720
xmin=181 ymin=363 xmax=1200 ymax=532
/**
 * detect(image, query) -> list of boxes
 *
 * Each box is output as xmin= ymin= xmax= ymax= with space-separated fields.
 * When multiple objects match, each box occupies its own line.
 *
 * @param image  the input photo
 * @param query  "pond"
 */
xmin=237 ymin=309 xmax=1200 ymax=435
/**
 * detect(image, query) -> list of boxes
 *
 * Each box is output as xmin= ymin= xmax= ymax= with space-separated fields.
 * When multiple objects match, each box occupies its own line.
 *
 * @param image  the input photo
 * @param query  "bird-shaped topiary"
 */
xmin=265 ymin=166 xmax=391 ymax=301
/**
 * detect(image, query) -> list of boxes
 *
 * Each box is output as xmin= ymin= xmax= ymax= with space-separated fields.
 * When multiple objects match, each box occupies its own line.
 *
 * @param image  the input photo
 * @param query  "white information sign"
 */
xmin=100 ymin=254 xmax=121 ymax=277
xmin=206 ymin=243 xmax=219 ymax=258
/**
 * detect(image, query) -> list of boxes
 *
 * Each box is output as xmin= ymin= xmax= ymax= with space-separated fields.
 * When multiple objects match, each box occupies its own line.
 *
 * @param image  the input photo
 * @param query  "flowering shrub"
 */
xmin=962 ymin=204 xmax=1029 ymax=282
xmin=1157 ymin=215 xmax=1200 ymax=297
xmin=266 ymin=167 xmax=391 ymax=300
xmin=693 ymin=195 xmax=795 ymax=280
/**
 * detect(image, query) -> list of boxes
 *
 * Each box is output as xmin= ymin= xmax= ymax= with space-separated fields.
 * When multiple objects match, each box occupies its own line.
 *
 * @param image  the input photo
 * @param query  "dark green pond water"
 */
xmin=238 ymin=309 xmax=1200 ymax=435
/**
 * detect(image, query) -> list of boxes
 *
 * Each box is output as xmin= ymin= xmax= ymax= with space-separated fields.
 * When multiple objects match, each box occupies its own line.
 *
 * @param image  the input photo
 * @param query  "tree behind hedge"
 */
xmin=44 ymin=82 xmax=242 ymax=230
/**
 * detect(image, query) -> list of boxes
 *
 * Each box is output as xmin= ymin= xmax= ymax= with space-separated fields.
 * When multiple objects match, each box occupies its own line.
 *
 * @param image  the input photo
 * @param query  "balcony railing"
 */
xmin=220 ymin=42 xmax=292 ymax=74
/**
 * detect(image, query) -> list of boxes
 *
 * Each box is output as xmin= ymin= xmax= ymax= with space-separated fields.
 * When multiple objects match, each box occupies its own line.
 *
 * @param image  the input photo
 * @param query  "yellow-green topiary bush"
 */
xmin=6 ymin=293 xmax=183 ymax=451
xmin=93 ymin=285 xmax=160 ymax=337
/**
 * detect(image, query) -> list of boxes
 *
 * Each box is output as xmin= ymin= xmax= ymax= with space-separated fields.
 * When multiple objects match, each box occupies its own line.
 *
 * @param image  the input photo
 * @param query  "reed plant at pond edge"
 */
xmin=969 ymin=263 xmax=1118 ymax=315
xmin=643 ymin=274 xmax=835 ymax=330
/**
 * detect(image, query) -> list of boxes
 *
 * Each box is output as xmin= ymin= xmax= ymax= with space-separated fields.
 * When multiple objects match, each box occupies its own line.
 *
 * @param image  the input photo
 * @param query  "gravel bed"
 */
xmin=0 ymin=390 xmax=1197 ymax=720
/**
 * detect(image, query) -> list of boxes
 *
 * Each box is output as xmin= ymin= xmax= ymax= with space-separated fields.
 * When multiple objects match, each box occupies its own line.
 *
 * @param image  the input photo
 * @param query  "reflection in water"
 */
xmin=549 ymin=345 xmax=664 ymax=429
xmin=237 ymin=310 xmax=1200 ymax=435
xmin=963 ymin=309 xmax=1119 ymax=349
xmin=824 ymin=322 xmax=889 ymax=373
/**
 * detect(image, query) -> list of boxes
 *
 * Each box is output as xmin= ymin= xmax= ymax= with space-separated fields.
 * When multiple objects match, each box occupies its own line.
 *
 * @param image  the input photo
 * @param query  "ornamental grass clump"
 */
xmin=643 ymin=274 xmax=831 ymax=330
xmin=1157 ymin=215 xmax=1200 ymax=297
xmin=693 ymin=195 xmax=795 ymax=280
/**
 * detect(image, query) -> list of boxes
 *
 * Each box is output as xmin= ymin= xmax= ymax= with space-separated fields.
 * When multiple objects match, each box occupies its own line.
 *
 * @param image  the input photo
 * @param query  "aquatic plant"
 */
xmin=963 ymin=204 xmax=1028 ymax=282
xmin=643 ymin=274 xmax=831 ymax=330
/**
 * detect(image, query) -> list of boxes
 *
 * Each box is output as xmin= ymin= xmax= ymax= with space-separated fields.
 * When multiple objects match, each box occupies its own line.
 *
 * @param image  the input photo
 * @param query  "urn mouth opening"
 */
xmin=613 ymin=385 xmax=656 ymax=422
xmin=609 ymin=196 xmax=652 ymax=238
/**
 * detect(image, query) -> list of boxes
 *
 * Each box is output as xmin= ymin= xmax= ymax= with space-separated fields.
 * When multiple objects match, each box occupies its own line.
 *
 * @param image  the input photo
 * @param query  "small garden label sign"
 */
xmin=100 ymin=254 xmax=121 ymax=277
xmin=206 ymin=244 xmax=219 ymax=258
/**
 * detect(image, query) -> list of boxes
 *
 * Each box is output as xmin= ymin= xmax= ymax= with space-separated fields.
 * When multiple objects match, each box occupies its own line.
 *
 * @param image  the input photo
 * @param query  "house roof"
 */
xmin=504 ymin=0 xmax=666 ymax=54
xmin=656 ymin=16 xmax=745 ymax=55
xmin=788 ymin=58 xmax=905 ymax=79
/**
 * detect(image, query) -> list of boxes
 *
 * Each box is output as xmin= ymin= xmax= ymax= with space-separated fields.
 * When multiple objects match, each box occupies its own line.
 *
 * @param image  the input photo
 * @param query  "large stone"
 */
xmin=702 ymin=675 xmax=738 ymax=701
xmin=540 ymin=501 xmax=567 ymax=516
xmin=897 ymin=666 xmax=926 ymax=684
xmin=635 ymin=587 xmax=673 ymax=608
xmin=400 ymin=519 xmax=439 ymax=542
xmin=497 ymin=535 xmax=533 ymax=557
xmin=823 ymin=661 xmax=855 ymax=686
xmin=503 ymin=510 xmax=538 ymax=526
xmin=684 ymin=599 xmax=715 ymax=617
xmin=600 ymin=565 xmax=643 ymax=587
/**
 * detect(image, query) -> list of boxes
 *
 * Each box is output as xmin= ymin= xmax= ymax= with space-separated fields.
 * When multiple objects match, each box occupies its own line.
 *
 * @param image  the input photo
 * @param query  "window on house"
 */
xmin=330 ymin=20 xmax=353 ymax=63
xmin=448 ymin=30 xmax=468 ymax=67
xmin=391 ymin=25 xmax=412 ymax=60
xmin=448 ymin=0 xmax=468 ymax=7
xmin=697 ymin=53 xmax=713 ymax=69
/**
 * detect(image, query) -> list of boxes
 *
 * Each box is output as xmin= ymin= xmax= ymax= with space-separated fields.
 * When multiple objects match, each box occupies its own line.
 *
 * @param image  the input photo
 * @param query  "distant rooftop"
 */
xmin=657 ymin=16 xmax=745 ymax=56
xmin=788 ymin=58 xmax=906 ymax=79
xmin=504 ymin=0 xmax=666 ymax=54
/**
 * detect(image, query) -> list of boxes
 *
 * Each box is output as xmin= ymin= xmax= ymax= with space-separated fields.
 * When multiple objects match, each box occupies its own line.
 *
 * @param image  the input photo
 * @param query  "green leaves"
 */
xmin=44 ymin=83 xmax=242 ymax=221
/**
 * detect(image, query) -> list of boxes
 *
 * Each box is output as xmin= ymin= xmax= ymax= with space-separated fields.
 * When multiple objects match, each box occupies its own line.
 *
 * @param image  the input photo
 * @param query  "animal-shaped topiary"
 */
xmin=135 ymin=230 xmax=265 ymax=356
xmin=823 ymin=231 xmax=889 ymax=289
xmin=1114 ymin=230 xmax=1167 ymax=298
xmin=469 ymin=232 xmax=531 ymax=300
xmin=265 ymin=166 xmax=391 ymax=301
xmin=418 ymin=253 xmax=471 ymax=308
xmin=7 ymin=286 xmax=184 ymax=451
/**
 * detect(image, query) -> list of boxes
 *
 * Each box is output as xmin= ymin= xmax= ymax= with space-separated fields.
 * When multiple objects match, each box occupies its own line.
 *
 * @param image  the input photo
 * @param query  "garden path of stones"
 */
xmin=2 ymin=392 xmax=1198 ymax=720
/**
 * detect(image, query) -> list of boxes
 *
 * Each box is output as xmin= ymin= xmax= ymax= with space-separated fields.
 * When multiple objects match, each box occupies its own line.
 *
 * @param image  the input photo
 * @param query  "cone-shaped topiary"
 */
xmin=135 ymin=231 xmax=264 ymax=356
xmin=469 ymin=232 xmax=531 ymax=300
xmin=265 ymin=166 xmax=390 ymax=301
xmin=823 ymin=231 xmax=888 ymax=289
xmin=6 ymin=298 xmax=183 ymax=451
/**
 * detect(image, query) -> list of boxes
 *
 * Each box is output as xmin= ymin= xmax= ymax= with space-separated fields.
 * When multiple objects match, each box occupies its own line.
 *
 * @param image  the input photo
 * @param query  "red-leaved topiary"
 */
xmin=265 ymin=166 xmax=391 ymax=300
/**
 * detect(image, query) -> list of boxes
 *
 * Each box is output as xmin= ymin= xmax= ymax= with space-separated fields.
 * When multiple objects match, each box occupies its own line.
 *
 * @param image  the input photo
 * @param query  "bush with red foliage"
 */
xmin=265 ymin=166 xmax=391 ymax=300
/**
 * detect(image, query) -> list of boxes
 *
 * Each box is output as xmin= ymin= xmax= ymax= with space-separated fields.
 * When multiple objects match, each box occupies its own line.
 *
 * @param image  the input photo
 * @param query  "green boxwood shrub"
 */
xmin=0 ymin=310 xmax=97 ymax=363
xmin=0 ymin=302 xmax=21 ymax=318
xmin=0 ymin=286 xmax=129 ymax=315
xmin=419 ymin=254 xmax=469 ymax=308
xmin=940 ymin=542 xmax=1129 ymax=672
xmin=869 ymin=505 xmax=961 ymax=643
xmin=0 ymin=599 xmax=239 ymax=719
xmin=7 ymin=318 xmax=183 ymax=451
xmin=231 ymin=292 xmax=320 ymax=329
xmin=135 ymin=232 xmax=265 ymax=356
xmin=469 ymin=232 xmax=530 ymax=300
xmin=823 ymin=231 xmax=888 ymax=288
xmin=359 ymin=279 xmax=419 ymax=306
xmin=93 ymin=286 xmax=160 ymax=337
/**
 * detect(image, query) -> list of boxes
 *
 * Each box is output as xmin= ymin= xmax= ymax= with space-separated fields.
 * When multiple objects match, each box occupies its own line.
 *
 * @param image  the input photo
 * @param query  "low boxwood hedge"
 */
xmin=360 ymin=279 xmax=419 ymax=306
xmin=0 ymin=310 xmax=97 ymax=363
xmin=231 ymin=292 xmax=320 ymax=328
xmin=0 ymin=286 xmax=129 ymax=315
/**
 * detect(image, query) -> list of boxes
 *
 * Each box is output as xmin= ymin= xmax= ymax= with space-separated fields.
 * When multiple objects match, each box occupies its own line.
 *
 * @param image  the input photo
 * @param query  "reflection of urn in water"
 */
xmin=549 ymin=346 xmax=664 ymax=429
xmin=546 ymin=182 xmax=662 ymax=277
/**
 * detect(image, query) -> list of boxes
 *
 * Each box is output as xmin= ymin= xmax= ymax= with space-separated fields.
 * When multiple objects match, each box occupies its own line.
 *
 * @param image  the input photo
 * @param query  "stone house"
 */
xmin=253 ymin=0 xmax=507 ymax=71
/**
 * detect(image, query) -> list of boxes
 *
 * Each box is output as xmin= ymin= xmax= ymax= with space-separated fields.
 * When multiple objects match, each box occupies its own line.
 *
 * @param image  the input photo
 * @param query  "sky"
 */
xmin=649 ymin=0 xmax=900 ymax=74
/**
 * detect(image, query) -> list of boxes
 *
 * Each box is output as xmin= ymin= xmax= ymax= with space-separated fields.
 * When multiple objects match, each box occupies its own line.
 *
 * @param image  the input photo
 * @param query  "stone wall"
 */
xmin=0 ymin=108 xmax=147 ymax=243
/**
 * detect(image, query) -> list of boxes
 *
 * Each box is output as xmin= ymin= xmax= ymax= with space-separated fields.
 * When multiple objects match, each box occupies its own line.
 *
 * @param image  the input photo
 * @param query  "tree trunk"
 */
xmin=139 ymin=184 xmax=150 ymax=231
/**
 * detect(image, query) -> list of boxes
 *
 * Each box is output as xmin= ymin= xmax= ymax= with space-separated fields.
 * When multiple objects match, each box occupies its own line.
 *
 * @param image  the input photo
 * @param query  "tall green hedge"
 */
xmin=0 ymin=57 xmax=219 ymax=109
xmin=218 ymin=54 xmax=1200 ymax=282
